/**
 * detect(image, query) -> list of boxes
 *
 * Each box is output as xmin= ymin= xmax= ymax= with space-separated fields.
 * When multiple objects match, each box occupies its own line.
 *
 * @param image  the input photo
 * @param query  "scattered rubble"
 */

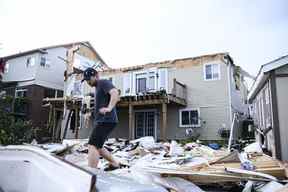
xmin=29 ymin=137 xmax=288 ymax=192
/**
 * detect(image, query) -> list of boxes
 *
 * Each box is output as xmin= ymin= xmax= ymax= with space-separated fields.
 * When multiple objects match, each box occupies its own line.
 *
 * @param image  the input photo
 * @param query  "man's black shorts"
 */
xmin=88 ymin=122 xmax=117 ymax=149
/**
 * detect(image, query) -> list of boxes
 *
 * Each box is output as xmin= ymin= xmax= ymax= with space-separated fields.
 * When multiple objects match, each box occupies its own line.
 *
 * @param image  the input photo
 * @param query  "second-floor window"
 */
xmin=40 ymin=57 xmax=46 ymax=67
xmin=122 ymin=68 xmax=167 ymax=96
xmin=136 ymin=73 xmax=147 ymax=93
xmin=204 ymin=64 xmax=220 ymax=80
xmin=135 ymin=71 xmax=157 ymax=94
xmin=26 ymin=57 xmax=35 ymax=68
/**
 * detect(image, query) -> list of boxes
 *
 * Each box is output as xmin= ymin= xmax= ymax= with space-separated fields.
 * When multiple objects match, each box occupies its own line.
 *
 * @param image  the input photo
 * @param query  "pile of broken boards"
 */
xmin=34 ymin=137 xmax=288 ymax=192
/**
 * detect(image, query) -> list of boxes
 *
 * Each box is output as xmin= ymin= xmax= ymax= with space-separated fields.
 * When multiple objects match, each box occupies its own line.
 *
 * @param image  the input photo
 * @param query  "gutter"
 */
xmin=248 ymin=54 xmax=288 ymax=101
xmin=247 ymin=71 xmax=269 ymax=102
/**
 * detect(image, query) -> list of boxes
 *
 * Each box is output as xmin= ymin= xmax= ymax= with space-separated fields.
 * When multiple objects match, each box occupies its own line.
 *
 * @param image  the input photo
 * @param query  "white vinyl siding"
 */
xmin=204 ymin=63 xmax=220 ymax=80
xmin=179 ymin=108 xmax=200 ymax=127
xmin=4 ymin=63 xmax=9 ymax=73
xmin=26 ymin=57 xmax=35 ymax=68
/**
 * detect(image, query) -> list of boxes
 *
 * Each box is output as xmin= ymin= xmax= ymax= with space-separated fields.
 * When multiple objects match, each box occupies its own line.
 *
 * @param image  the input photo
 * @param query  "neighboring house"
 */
xmin=248 ymin=55 xmax=288 ymax=160
xmin=0 ymin=41 xmax=107 ymax=130
xmin=66 ymin=52 xmax=249 ymax=141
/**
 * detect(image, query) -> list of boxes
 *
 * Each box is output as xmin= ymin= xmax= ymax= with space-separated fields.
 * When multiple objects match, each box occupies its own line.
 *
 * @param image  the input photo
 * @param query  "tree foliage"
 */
xmin=0 ymin=96 xmax=34 ymax=145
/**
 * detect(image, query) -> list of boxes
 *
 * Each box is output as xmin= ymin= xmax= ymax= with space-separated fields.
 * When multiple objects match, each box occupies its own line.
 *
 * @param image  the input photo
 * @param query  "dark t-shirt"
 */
xmin=94 ymin=79 xmax=118 ymax=123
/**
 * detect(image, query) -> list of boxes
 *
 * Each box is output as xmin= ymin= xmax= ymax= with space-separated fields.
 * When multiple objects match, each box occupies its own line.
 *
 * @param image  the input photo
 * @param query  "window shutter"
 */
xmin=158 ymin=68 xmax=168 ymax=91
xmin=123 ymin=73 xmax=132 ymax=96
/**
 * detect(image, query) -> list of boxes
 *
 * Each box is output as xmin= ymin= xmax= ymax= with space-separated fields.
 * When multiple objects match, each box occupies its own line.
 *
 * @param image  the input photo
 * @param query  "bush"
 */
xmin=0 ymin=97 xmax=35 ymax=145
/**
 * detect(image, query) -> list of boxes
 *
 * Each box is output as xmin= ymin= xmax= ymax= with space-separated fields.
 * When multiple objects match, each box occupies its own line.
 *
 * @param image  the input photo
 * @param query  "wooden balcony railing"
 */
xmin=171 ymin=78 xmax=187 ymax=101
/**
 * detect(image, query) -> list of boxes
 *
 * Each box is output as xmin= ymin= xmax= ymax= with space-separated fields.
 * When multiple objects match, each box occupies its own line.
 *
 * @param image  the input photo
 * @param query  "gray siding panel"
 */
xmin=276 ymin=65 xmax=288 ymax=74
xmin=276 ymin=77 xmax=288 ymax=160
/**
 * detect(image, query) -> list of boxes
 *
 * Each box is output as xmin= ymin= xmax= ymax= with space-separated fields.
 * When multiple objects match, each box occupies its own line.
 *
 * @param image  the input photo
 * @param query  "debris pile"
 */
xmin=32 ymin=137 xmax=288 ymax=192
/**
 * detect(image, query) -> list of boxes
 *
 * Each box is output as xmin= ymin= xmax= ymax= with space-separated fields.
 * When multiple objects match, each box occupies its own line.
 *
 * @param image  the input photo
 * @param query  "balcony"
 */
xmin=118 ymin=78 xmax=187 ymax=107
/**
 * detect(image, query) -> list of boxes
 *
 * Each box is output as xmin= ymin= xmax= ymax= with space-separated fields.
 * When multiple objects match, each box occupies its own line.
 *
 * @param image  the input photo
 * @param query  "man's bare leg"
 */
xmin=88 ymin=145 xmax=100 ymax=168
xmin=98 ymin=147 xmax=119 ymax=167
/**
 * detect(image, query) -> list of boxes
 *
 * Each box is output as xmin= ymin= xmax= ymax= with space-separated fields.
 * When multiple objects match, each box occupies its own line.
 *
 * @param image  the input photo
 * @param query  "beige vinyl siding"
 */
xmin=166 ymin=60 xmax=230 ymax=140
xmin=80 ymin=55 xmax=244 ymax=141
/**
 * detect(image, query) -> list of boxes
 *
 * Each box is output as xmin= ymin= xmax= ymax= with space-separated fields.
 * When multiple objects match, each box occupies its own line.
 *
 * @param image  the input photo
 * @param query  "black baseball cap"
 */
xmin=82 ymin=67 xmax=97 ymax=82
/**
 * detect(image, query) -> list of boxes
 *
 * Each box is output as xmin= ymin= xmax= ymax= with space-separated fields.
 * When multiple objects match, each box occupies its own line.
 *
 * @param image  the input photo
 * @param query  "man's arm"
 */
xmin=107 ymin=88 xmax=120 ymax=110
xmin=99 ymin=88 xmax=120 ymax=114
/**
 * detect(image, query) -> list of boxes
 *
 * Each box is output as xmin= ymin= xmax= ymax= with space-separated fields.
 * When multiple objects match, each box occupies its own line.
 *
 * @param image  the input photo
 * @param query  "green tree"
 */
xmin=0 ymin=96 xmax=34 ymax=145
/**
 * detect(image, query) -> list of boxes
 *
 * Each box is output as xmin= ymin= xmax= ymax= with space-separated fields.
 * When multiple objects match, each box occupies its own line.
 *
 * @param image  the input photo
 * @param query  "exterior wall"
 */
xmin=230 ymin=66 xmax=249 ymax=115
xmin=275 ymin=65 xmax=288 ymax=160
xmin=13 ymin=84 xmax=50 ymax=129
xmin=276 ymin=65 xmax=288 ymax=74
xmin=79 ymin=55 xmax=250 ymax=141
xmin=99 ymin=58 xmax=232 ymax=140
xmin=34 ymin=47 xmax=67 ymax=90
xmin=2 ymin=53 xmax=40 ymax=82
xmin=251 ymin=80 xmax=275 ymax=155
xmin=166 ymin=59 xmax=230 ymax=140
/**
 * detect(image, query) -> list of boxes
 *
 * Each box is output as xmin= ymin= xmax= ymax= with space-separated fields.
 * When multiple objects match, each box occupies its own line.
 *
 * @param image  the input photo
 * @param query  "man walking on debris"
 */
xmin=82 ymin=67 xmax=120 ymax=169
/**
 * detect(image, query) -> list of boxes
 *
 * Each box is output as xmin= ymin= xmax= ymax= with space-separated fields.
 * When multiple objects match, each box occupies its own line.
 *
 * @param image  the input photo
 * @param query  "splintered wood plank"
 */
xmin=141 ymin=167 xmax=273 ymax=184
xmin=256 ymin=167 xmax=287 ymax=178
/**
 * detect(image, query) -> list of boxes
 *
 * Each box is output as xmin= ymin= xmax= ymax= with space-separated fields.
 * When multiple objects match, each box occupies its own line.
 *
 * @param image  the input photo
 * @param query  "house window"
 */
xmin=179 ymin=108 xmax=200 ymax=127
xmin=134 ymin=71 xmax=157 ymax=94
xmin=204 ymin=64 xmax=220 ymax=80
xmin=40 ymin=57 xmax=46 ymax=67
xmin=15 ymin=89 xmax=27 ymax=98
xmin=137 ymin=77 xmax=146 ymax=93
xmin=26 ymin=57 xmax=35 ymax=67
xmin=136 ymin=73 xmax=147 ymax=93
xmin=44 ymin=88 xmax=56 ymax=98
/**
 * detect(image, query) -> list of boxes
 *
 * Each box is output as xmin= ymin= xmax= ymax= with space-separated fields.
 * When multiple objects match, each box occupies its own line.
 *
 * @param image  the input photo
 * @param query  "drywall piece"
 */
xmin=163 ymin=177 xmax=205 ymax=192
xmin=256 ymin=181 xmax=284 ymax=192
xmin=244 ymin=142 xmax=263 ymax=154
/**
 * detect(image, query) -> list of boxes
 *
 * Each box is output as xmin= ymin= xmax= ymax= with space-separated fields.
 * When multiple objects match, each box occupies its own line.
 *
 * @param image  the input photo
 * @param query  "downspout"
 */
xmin=226 ymin=57 xmax=233 ymax=126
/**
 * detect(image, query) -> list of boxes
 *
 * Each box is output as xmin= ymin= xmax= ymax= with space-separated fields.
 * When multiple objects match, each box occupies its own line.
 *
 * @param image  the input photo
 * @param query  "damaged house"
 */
xmin=60 ymin=52 xmax=249 ymax=142
xmin=0 ymin=41 xmax=107 ymax=132
xmin=248 ymin=54 xmax=288 ymax=160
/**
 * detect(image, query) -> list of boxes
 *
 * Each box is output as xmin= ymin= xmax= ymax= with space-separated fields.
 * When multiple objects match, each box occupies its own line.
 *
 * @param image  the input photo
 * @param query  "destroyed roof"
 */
xmin=248 ymin=54 xmax=288 ymax=101
xmin=101 ymin=52 xmax=233 ymax=74
xmin=1 ymin=41 xmax=109 ymax=69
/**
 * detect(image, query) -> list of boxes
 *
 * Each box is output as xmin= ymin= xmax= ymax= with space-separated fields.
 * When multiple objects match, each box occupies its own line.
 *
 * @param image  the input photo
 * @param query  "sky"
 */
xmin=0 ymin=0 xmax=287 ymax=76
